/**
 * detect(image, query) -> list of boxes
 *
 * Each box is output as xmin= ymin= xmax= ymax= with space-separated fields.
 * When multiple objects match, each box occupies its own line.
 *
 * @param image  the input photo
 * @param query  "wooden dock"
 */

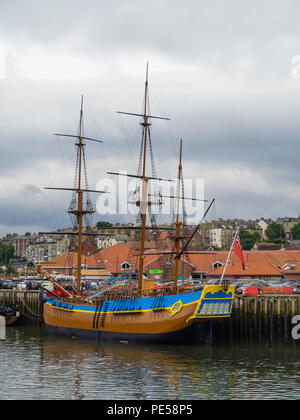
xmin=234 ymin=294 xmax=300 ymax=316
xmin=0 ymin=290 xmax=44 ymax=322
xmin=1 ymin=290 xmax=300 ymax=343
xmin=213 ymin=294 xmax=300 ymax=343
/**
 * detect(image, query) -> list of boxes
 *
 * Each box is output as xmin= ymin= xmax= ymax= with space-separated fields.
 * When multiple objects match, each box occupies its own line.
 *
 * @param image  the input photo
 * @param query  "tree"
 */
xmin=0 ymin=244 xmax=15 ymax=265
xmin=96 ymin=221 xmax=114 ymax=229
xmin=291 ymin=223 xmax=300 ymax=240
xmin=265 ymin=222 xmax=285 ymax=242
xmin=6 ymin=265 xmax=16 ymax=275
xmin=239 ymin=230 xmax=260 ymax=250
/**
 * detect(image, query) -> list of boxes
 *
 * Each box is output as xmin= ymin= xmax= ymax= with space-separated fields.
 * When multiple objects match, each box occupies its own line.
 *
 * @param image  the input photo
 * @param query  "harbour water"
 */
xmin=0 ymin=325 xmax=299 ymax=400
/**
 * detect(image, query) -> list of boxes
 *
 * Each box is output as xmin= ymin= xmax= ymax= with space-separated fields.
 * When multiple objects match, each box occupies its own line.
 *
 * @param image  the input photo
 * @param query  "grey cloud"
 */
xmin=1 ymin=0 xmax=300 ymax=74
xmin=1 ymin=1 xmax=300 ymax=234
xmin=20 ymin=184 xmax=41 ymax=195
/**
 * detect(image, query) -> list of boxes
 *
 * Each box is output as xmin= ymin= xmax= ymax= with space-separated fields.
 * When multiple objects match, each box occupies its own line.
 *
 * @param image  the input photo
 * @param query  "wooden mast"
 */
xmin=174 ymin=139 xmax=183 ymax=293
xmin=66 ymin=95 xmax=98 ymax=295
xmin=137 ymin=63 xmax=150 ymax=297
xmin=111 ymin=63 xmax=171 ymax=296
xmin=43 ymin=97 xmax=106 ymax=298
xmin=76 ymin=95 xmax=84 ymax=295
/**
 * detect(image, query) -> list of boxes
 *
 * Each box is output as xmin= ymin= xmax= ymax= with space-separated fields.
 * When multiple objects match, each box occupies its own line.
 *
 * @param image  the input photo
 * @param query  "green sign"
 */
xmin=149 ymin=269 xmax=164 ymax=274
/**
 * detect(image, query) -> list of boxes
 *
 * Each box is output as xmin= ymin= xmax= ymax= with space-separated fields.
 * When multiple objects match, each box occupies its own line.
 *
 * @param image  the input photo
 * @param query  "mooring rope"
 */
xmin=18 ymin=294 xmax=44 ymax=320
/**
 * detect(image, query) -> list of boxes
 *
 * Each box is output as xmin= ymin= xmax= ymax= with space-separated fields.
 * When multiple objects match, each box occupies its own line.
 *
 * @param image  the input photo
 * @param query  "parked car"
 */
xmin=29 ymin=281 xmax=42 ymax=290
xmin=205 ymin=279 xmax=220 ymax=285
xmin=236 ymin=283 xmax=252 ymax=294
xmin=293 ymin=284 xmax=300 ymax=294
xmin=5 ymin=281 xmax=19 ymax=290
xmin=231 ymin=282 xmax=248 ymax=290
xmin=41 ymin=281 xmax=54 ymax=292
xmin=236 ymin=282 xmax=267 ymax=295
xmin=282 ymin=281 xmax=296 ymax=287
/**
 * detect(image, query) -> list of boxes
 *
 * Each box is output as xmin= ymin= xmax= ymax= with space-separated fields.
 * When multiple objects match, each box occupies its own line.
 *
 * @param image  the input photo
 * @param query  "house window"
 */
xmin=212 ymin=261 xmax=224 ymax=270
xmin=121 ymin=262 xmax=131 ymax=270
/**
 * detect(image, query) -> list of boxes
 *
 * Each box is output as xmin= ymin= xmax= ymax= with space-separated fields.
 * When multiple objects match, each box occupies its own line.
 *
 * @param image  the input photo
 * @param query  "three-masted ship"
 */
xmin=38 ymin=67 xmax=235 ymax=344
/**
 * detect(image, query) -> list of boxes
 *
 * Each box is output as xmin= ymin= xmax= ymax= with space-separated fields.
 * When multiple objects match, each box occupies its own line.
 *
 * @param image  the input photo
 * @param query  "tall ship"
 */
xmin=36 ymin=66 xmax=235 ymax=344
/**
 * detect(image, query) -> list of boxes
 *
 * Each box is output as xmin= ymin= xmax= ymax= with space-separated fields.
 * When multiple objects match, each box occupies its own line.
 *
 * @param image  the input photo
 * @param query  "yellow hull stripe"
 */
xmin=46 ymin=299 xmax=198 ymax=315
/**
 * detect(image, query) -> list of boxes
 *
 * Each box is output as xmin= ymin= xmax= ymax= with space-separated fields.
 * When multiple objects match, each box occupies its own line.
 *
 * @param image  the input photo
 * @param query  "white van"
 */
xmin=41 ymin=281 xmax=54 ymax=292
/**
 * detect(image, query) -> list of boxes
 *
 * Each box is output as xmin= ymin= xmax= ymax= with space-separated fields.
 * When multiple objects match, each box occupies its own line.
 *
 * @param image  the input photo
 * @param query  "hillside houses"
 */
xmin=40 ymin=241 xmax=300 ymax=282
xmin=4 ymin=216 xmax=300 ymax=282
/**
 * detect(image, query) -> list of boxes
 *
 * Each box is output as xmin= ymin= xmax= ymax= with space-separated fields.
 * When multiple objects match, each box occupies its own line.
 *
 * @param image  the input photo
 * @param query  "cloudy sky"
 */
xmin=1 ymin=0 xmax=300 ymax=236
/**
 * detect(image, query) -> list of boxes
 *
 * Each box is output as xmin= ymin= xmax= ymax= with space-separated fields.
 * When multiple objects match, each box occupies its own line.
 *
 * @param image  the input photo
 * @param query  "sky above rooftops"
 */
xmin=1 ymin=1 xmax=300 ymax=235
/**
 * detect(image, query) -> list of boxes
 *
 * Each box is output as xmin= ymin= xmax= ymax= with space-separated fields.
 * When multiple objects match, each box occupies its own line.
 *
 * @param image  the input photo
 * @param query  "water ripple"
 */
xmin=0 ymin=326 xmax=299 ymax=400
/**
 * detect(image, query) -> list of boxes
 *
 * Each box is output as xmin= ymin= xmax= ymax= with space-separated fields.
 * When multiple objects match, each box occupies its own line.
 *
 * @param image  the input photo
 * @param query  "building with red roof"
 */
xmin=41 ymin=246 xmax=300 ymax=282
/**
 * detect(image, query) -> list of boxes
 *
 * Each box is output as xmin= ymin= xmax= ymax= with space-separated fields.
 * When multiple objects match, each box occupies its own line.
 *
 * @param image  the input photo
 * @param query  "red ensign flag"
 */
xmin=234 ymin=234 xmax=245 ymax=270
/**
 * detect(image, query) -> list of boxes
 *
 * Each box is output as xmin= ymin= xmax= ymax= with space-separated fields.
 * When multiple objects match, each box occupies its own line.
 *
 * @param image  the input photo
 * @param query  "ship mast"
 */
xmin=45 ymin=96 xmax=107 ymax=297
xmin=109 ymin=63 xmax=171 ymax=297
xmin=174 ymin=139 xmax=183 ymax=292
xmin=137 ymin=63 xmax=150 ymax=296
xmin=141 ymin=140 xmax=212 ymax=291
xmin=74 ymin=96 xmax=84 ymax=295
xmin=110 ymin=67 xmax=215 ymax=292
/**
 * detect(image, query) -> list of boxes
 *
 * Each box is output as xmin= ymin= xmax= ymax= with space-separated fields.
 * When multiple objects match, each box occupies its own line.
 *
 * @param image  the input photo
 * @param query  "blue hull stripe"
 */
xmin=45 ymin=290 xmax=204 ymax=314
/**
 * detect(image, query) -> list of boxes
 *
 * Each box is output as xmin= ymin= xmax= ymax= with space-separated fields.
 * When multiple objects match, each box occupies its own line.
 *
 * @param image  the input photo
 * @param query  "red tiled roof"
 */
xmin=42 ymin=253 xmax=85 ymax=268
xmin=206 ymin=261 xmax=282 ymax=276
xmin=85 ymin=242 xmax=167 ymax=272
xmin=86 ymin=243 xmax=133 ymax=271
xmin=43 ymin=248 xmax=300 ymax=277
xmin=187 ymin=250 xmax=300 ymax=273
xmin=158 ymin=232 xmax=169 ymax=240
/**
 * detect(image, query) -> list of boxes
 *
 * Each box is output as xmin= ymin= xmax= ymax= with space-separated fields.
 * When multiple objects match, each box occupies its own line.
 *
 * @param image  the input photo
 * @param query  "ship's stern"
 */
xmin=186 ymin=284 xmax=235 ymax=324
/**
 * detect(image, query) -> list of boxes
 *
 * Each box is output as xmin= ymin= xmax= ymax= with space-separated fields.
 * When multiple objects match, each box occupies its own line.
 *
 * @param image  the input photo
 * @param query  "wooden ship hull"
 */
xmin=44 ymin=285 xmax=235 ymax=344
xmin=38 ymin=68 xmax=238 ymax=345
